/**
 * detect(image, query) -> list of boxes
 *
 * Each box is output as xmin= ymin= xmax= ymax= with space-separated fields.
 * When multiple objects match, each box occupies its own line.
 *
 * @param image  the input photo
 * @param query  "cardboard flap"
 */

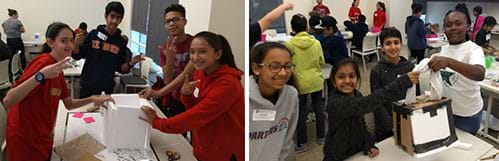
xmin=54 ymin=133 xmax=105 ymax=161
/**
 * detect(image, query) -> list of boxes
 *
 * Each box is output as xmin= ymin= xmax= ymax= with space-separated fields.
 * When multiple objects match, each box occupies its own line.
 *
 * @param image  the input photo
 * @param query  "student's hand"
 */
xmin=92 ymin=95 xmax=114 ymax=109
xmin=494 ymin=51 xmax=499 ymax=56
xmin=74 ymin=32 xmax=85 ymax=47
xmin=162 ymin=36 xmax=177 ymax=65
xmin=39 ymin=57 xmax=72 ymax=79
xmin=140 ymin=106 xmax=157 ymax=125
xmin=130 ymin=55 xmax=145 ymax=65
xmin=367 ymin=148 xmax=379 ymax=158
xmin=280 ymin=2 xmax=294 ymax=11
xmin=428 ymin=56 xmax=450 ymax=72
xmin=181 ymin=74 xmax=200 ymax=96
xmin=407 ymin=71 xmax=421 ymax=84
xmin=138 ymin=88 xmax=161 ymax=99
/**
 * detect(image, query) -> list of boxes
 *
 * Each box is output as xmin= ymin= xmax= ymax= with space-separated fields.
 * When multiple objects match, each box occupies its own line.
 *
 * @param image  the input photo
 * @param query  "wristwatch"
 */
xmin=35 ymin=72 xmax=45 ymax=83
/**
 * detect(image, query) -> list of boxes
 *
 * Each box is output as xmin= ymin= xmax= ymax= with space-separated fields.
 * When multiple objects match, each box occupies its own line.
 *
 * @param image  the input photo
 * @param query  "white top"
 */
xmin=436 ymin=41 xmax=485 ymax=116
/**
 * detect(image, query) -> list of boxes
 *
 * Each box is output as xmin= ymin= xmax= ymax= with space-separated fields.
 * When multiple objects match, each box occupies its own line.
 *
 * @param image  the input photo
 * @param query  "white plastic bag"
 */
xmin=405 ymin=58 xmax=444 ymax=104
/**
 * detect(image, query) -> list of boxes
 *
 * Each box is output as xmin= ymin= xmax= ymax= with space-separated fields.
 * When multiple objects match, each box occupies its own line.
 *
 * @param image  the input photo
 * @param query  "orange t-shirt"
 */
xmin=6 ymin=53 xmax=69 ymax=161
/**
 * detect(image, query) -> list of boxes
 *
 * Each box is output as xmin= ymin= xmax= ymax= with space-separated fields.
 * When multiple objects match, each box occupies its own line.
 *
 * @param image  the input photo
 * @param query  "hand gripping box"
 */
xmin=392 ymin=96 xmax=458 ymax=158
xmin=102 ymin=94 xmax=151 ymax=150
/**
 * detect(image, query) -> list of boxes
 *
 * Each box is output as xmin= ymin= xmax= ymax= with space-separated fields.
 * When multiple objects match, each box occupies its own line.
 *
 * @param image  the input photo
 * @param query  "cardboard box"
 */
xmin=392 ymin=96 xmax=458 ymax=158
xmin=102 ymin=94 xmax=151 ymax=150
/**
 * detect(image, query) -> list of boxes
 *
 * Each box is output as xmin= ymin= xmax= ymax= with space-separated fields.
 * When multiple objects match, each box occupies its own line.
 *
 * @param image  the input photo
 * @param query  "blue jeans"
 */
xmin=454 ymin=111 xmax=482 ymax=135
xmin=297 ymin=90 xmax=325 ymax=145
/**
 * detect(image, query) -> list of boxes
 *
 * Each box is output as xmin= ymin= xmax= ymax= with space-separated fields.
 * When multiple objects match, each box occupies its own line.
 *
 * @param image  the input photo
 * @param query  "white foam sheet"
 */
xmin=103 ymin=94 xmax=151 ymax=150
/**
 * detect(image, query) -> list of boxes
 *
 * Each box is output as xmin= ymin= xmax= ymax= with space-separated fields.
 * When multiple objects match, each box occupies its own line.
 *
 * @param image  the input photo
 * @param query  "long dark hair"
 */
xmin=193 ymin=31 xmax=241 ymax=72
xmin=41 ymin=22 xmax=74 ymax=53
xmin=329 ymin=58 xmax=361 ymax=90
xmin=377 ymin=2 xmax=386 ymax=11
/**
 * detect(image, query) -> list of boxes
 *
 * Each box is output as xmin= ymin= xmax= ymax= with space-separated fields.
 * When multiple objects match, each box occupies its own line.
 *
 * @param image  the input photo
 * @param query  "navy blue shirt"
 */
xmin=323 ymin=32 xmax=349 ymax=65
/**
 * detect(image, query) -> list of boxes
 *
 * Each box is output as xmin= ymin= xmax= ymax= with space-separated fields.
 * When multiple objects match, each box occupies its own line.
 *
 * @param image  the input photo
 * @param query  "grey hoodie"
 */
xmin=249 ymin=76 xmax=299 ymax=161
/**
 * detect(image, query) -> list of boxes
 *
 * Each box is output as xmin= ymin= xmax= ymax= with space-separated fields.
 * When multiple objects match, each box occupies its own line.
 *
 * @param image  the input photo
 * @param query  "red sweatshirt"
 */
xmin=7 ymin=53 xmax=69 ymax=161
xmin=349 ymin=7 xmax=361 ymax=23
xmin=152 ymin=65 xmax=244 ymax=161
xmin=373 ymin=9 xmax=386 ymax=28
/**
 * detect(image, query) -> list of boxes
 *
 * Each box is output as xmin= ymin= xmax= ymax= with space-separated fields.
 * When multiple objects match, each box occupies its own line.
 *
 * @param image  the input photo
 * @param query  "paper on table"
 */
xmin=73 ymin=112 xmax=84 ymax=118
xmin=83 ymin=117 xmax=95 ymax=124
xmin=54 ymin=133 xmax=105 ymax=161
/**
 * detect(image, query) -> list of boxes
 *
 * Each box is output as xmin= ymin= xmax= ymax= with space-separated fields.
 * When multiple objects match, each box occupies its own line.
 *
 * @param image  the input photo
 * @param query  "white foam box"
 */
xmin=392 ymin=96 xmax=458 ymax=158
xmin=102 ymin=94 xmax=151 ymax=150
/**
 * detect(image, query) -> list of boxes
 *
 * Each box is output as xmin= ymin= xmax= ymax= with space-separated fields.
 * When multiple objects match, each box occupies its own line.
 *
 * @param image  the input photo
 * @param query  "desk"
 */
xmin=63 ymin=59 xmax=84 ymax=98
xmin=426 ymin=37 xmax=448 ymax=57
xmin=345 ymin=129 xmax=494 ymax=161
xmin=51 ymin=100 xmax=197 ymax=161
xmin=23 ymin=41 xmax=43 ymax=61
xmin=322 ymin=64 xmax=333 ymax=108
xmin=478 ymin=60 xmax=499 ymax=143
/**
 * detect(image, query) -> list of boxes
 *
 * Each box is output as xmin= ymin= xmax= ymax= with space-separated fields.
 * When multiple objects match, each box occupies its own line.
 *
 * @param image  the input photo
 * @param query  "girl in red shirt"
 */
xmin=2 ymin=22 xmax=113 ymax=161
xmin=141 ymin=31 xmax=244 ymax=161
xmin=349 ymin=0 xmax=362 ymax=23
xmin=373 ymin=1 xmax=386 ymax=31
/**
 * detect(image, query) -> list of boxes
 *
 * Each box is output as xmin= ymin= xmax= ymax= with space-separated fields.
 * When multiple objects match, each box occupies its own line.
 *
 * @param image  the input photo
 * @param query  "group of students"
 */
xmin=1 ymin=2 xmax=244 ymax=161
xmin=250 ymin=7 xmax=487 ymax=161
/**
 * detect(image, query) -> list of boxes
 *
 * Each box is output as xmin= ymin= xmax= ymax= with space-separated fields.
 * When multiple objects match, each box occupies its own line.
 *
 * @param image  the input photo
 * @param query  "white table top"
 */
xmin=322 ymin=63 xmax=333 ymax=80
xmin=480 ymin=60 xmax=499 ymax=95
xmin=427 ymin=37 xmax=448 ymax=49
xmin=345 ymin=129 xmax=494 ymax=161
xmin=51 ymin=100 xmax=197 ymax=161
xmin=63 ymin=59 xmax=84 ymax=77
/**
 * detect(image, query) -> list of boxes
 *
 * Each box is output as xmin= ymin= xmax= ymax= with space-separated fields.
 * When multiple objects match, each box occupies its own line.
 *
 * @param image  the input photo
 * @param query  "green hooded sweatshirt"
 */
xmin=285 ymin=31 xmax=324 ymax=94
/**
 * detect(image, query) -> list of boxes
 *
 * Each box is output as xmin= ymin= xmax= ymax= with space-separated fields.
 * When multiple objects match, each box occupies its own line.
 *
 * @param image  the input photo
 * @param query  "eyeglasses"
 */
xmin=165 ymin=17 xmax=184 ymax=25
xmin=258 ymin=63 xmax=294 ymax=73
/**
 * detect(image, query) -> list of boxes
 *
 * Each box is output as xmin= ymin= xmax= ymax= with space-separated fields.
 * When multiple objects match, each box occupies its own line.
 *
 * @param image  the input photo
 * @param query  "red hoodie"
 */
xmin=152 ymin=65 xmax=244 ymax=161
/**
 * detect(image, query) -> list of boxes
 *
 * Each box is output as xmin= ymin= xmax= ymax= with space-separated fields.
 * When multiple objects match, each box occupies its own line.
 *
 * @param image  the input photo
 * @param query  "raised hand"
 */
xmin=180 ymin=74 xmax=200 ymax=95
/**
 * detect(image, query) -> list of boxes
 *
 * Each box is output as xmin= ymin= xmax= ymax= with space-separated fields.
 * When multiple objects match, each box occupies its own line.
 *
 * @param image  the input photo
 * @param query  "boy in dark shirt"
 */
xmin=475 ymin=16 xmax=498 ymax=56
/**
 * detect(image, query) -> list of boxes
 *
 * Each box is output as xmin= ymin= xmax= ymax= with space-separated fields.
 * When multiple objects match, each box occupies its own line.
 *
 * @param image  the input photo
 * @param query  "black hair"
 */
xmin=164 ymin=4 xmax=186 ymax=18
xmin=309 ymin=14 xmax=321 ymax=28
xmin=105 ymin=1 xmax=125 ymax=17
xmin=473 ymin=6 xmax=483 ymax=15
xmin=78 ymin=22 xmax=87 ymax=30
xmin=291 ymin=14 xmax=307 ymax=33
xmin=483 ymin=16 xmax=497 ymax=27
xmin=41 ymin=22 xmax=74 ymax=53
xmin=444 ymin=9 xmax=470 ymax=26
xmin=329 ymin=58 xmax=361 ymax=89
xmin=411 ymin=3 xmax=423 ymax=14
xmin=379 ymin=27 xmax=402 ymax=46
xmin=358 ymin=14 xmax=366 ymax=23
xmin=455 ymin=3 xmax=471 ymax=25
xmin=193 ymin=31 xmax=241 ymax=72
xmin=351 ymin=0 xmax=358 ymax=7
xmin=377 ymin=2 xmax=386 ymax=11
xmin=250 ymin=42 xmax=291 ymax=75
xmin=7 ymin=9 xmax=17 ymax=17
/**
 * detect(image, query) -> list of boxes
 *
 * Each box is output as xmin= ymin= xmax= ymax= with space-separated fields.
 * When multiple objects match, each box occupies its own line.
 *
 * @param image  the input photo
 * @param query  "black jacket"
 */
xmin=344 ymin=21 xmax=368 ymax=49
xmin=323 ymin=74 xmax=413 ymax=161
xmin=72 ymin=25 xmax=128 ymax=90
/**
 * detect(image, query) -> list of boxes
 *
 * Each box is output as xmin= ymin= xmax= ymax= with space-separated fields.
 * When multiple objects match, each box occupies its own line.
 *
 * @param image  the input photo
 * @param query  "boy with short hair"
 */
xmin=475 ymin=16 xmax=498 ymax=56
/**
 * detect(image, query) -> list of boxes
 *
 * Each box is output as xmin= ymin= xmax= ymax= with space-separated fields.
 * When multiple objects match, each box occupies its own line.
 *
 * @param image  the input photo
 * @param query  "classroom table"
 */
xmin=50 ymin=99 xmax=197 ymax=161
xmin=478 ymin=59 xmax=499 ymax=144
xmin=426 ymin=36 xmax=448 ymax=57
xmin=63 ymin=59 xmax=84 ymax=98
xmin=23 ymin=40 xmax=43 ymax=61
xmin=345 ymin=128 xmax=494 ymax=161
xmin=322 ymin=64 xmax=333 ymax=108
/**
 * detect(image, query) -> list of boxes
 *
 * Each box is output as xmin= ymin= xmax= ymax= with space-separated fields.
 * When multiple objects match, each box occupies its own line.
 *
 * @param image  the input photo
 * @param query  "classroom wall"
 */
xmin=426 ymin=1 xmax=499 ymax=29
xmin=179 ymin=0 xmax=212 ymax=35
xmin=209 ymin=0 xmax=245 ymax=73
xmin=0 ymin=0 xmax=132 ymax=42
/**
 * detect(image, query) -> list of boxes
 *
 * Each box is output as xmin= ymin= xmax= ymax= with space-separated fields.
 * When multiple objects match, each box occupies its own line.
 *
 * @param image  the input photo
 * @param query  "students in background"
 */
xmin=158 ymin=4 xmax=194 ymax=118
xmin=370 ymin=27 xmax=418 ymax=142
xmin=348 ymin=0 xmax=361 ymax=24
xmin=140 ymin=31 xmax=244 ymax=161
xmin=250 ymin=2 xmax=294 ymax=48
xmin=2 ymin=8 xmax=26 ymax=69
xmin=471 ymin=6 xmax=486 ymax=41
xmin=313 ymin=0 xmax=330 ymax=17
xmin=249 ymin=42 xmax=298 ymax=161
xmin=72 ymin=1 xmax=142 ymax=98
xmin=323 ymin=58 xmax=419 ymax=161
xmin=321 ymin=16 xmax=348 ymax=65
xmin=75 ymin=22 xmax=88 ymax=36
xmin=475 ymin=16 xmax=498 ymax=56
xmin=344 ymin=15 xmax=369 ymax=60
xmin=428 ymin=10 xmax=486 ymax=134
xmin=3 ymin=22 xmax=113 ymax=161
xmin=308 ymin=11 xmax=325 ymax=42
xmin=372 ymin=1 xmax=386 ymax=32
xmin=455 ymin=3 xmax=472 ymax=41
xmin=285 ymin=14 xmax=325 ymax=153
xmin=405 ymin=3 xmax=426 ymax=63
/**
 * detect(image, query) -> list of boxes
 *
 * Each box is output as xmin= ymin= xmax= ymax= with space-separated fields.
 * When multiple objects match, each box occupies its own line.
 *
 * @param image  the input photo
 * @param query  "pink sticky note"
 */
xmin=83 ymin=117 xmax=95 ymax=124
xmin=72 ymin=112 xmax=84 ymax=118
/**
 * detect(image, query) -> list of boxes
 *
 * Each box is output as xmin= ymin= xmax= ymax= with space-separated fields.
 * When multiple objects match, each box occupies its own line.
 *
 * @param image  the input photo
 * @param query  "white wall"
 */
xmin=209 ymin=0 xmax=245 ymax=72
xmin=179 ymin=0 xmax=212 ymax=35
xmin=0 ymin=0 xmax=132 ymax=42
xmin=388 ymin=0 xmax=412 ymax=44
